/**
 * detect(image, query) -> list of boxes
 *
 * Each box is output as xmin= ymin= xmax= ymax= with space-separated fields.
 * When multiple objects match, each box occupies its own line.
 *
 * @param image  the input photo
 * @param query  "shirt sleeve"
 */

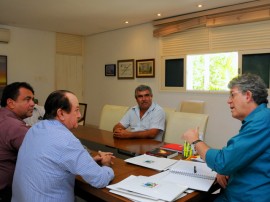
xmin=148 ymin=107 xmax=165 ymax=131
xmin=59 ymin=138 xmax=114 ymax=188
xmin=206 ymin=110 xmax=270 ymax=175
xmin=10 ymin=122 xmax=29 ymax=150
xmin=120 ymin=108 xmax=132 ymax=128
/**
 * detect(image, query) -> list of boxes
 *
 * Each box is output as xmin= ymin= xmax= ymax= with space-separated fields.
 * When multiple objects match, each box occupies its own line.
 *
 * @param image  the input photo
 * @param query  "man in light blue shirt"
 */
xmin=113 ymin=85 xmax=165 ymax=141
xmin=183 ymin=74 xmax=270 ymax=202
xmin=12 ymin=90 xmax=115 ymax=202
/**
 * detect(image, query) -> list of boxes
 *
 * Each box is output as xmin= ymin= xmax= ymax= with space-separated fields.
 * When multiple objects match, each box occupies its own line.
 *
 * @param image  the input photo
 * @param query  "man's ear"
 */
xmin=6 ymin=98 xmax=15 ymax=109
xmin=56 ymin=108 xmax=65 ymax=121
xmin=246 ymin=90 xmax=253 ymax=102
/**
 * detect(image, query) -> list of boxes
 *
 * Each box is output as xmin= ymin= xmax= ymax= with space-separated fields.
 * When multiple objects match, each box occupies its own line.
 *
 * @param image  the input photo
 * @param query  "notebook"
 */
xmin=152 ymin=160 xmax=217 ymax=192
xmin=124 ymin=154 xmax=177 ymax=171
xmin=160 ymin=143 xmax=183 ymax=153
xmin=145 ymin=147 xmax=178 ymax=159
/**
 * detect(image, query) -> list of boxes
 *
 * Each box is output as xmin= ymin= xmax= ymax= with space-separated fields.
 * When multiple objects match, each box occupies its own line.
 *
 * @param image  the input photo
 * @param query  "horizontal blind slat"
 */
xmin=162 ymin=20 xmax=270 ymax=55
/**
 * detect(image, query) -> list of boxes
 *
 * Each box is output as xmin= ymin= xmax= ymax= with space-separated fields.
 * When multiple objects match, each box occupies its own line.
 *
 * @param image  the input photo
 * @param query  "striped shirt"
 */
xmin=12 ymin=120 xmax=114 ymax=202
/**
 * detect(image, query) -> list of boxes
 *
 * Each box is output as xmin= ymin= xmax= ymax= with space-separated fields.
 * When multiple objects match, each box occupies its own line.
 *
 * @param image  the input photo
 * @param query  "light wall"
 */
xmin=0 ymin=24 xmax=246 ymax=149
xmin=85 ymin=23 xmax=242 ymax=149
xmin=0 ymin=25 xmax=55 ymax=104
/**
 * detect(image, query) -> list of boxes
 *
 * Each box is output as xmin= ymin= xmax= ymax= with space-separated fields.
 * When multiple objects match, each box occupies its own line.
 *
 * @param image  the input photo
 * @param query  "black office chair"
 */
xmin=78 ymin=103 xmax=87 ymax=126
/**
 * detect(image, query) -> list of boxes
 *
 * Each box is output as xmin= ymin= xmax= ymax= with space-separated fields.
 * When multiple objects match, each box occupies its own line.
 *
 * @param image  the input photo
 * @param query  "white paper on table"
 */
xmin=107 ymin=175 xmax=159 ymax=200
xmin=116 ymin=175 xmax=188 ymax=202
xmin=124 ymin=154 xmax=177 ymax=171
xmin=109 ymin=189 xmax=165 ymax=202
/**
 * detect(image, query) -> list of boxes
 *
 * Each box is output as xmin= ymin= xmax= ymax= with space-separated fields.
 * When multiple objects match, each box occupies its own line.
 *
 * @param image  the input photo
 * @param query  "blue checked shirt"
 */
xmin=12 ymin=120 xmax=114 ymax=202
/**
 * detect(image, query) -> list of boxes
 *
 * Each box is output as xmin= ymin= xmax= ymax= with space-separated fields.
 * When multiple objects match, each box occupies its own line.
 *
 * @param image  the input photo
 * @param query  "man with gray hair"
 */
xmin=183 ymin=74 xmax=270 ymax=202
xmin=113 ymin=85 xmax=165 ymax=141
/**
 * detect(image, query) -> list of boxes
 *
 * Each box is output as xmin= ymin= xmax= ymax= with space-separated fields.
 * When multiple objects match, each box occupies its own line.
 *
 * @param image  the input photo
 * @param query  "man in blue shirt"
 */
xmin=113 ymin=85 xmax=165 ymax=141
xmin=183 ymin=74 xmax=270 ymax=202
xmin=12 ymin=90 xmax=115 ymax=202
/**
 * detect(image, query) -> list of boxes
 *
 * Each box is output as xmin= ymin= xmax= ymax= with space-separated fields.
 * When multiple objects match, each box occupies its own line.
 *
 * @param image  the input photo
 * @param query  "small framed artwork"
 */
xmin=0 ymin=55 xmax=7 ymax=99
xmin=105 ymin=64 xmax=116 ymax=76
xmin=117 ymin=59 xmax=134 ymax=79
xmin=136 ymin=59 xmax=155 ymax=78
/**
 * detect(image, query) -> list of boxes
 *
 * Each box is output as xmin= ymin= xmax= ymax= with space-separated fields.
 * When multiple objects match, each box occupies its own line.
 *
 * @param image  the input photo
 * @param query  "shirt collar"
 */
xmin=242 ymin=103 xmax=267 ymax=124
xmin=132 ymin=102 xmax=156 ymax=112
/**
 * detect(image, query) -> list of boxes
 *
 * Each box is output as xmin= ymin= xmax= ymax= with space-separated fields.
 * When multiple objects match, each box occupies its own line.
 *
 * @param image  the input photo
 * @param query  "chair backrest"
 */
xmin=163 ymin=107 xmax=176 ymax=121
xmin=78 ymin=103 xmax=87 ymax=126
xmin=164 ymin=111 xmax=209 ymax=145
xmin=99 ymin=104 xmax=130 ymax=132
xmin=179 ymin=100 xmax=205 ymax=114
xmin=162 ymin=107 xmax=177 ymax=142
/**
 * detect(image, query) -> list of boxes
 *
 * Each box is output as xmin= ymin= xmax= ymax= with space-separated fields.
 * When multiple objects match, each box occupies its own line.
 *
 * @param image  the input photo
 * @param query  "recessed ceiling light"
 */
xmin=157 ymin=13 xmax=162 ymax=17
xmin=124 ymin=21 xmax=129 ymax=24
xmin=198 ymin=4 xmax=203 ymax=8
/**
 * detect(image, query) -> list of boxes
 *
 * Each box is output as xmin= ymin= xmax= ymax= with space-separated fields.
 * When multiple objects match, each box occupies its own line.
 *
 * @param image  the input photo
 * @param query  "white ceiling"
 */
xmin=0 ymin=0 xmax=257 ymax=36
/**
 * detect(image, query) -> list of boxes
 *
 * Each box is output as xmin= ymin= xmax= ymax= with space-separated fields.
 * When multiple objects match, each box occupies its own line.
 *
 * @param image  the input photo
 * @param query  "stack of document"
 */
xmin=107 ymin=175 xmax=188 ymax=202
xmin=124 ymin=154 xmax=177 ymax=171
xmin=150 ymin=160 xmax=217 ymax=192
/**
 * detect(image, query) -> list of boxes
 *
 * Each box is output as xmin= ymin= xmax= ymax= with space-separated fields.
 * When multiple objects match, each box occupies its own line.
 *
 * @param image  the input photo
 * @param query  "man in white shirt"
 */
xmin=23 ymin=103 xmax=45 ymax=126
xmin=113 ymin=85 xmax=165 ymax=141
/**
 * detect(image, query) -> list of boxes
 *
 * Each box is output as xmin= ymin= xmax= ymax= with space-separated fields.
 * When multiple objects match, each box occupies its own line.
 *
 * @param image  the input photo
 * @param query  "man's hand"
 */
xmin=93 ymin=151 xmax=115 ymax=167
xmin=113 ymin=128 xmax=131 ymax=138
xmin=216 ymin=174 xmax=229 ymax=189
xmin=182 ymin=128 xmax=200 ymax=144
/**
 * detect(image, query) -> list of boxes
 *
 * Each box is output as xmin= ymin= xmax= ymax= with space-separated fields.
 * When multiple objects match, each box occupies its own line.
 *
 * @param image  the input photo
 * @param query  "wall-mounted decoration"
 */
xmin=136 ymin=59 xmax=155 ymax=78
xmin=117 ymin=59 xmax=134 ymax=79
xmin=105 ymin=64 xmax=116 ymax=76
xmin=0 ymin=55 xmax=7 ymax=99
xmin=160 ymin=56 xmax=185 ymax=92
xmin=241 ymin=52 xmax=270 ymax=88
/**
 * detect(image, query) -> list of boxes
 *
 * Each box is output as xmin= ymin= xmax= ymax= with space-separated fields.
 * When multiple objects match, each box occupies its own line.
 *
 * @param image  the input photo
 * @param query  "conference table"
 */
xmin=72 ymin=125 xmax=203 ymax=202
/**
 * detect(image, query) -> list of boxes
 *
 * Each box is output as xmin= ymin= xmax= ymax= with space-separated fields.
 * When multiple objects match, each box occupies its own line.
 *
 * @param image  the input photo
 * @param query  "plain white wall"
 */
xmin=85 ymin=23 xmax=242 ymax=149
xmin=0 ymin=25 xmax=55 ymax=105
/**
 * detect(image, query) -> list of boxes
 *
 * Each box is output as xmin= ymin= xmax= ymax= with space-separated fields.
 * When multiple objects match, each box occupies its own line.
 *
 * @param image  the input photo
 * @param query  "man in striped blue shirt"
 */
xmin=12 ymin=90 xmax=115 ymax=202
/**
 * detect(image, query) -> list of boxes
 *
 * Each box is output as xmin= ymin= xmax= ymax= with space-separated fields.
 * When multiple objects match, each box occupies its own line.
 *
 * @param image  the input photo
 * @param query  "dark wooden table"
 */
xmin=72 ymin=125 xmax=202 ymax=202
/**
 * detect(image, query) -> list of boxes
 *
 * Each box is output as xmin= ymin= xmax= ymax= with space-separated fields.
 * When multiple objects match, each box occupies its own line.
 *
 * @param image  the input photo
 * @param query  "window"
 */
xmin=186 ymin=52 xmax=238 ymax=91
xmin=241 ymin=52 xmax=270 ymax=88
xmin=161 ymin=51 xmax=270 ymax=92
xmin=160 ymin=56 xmax=185 ymax=92
xmin=165 ymin=58 xmax=184 ymax=87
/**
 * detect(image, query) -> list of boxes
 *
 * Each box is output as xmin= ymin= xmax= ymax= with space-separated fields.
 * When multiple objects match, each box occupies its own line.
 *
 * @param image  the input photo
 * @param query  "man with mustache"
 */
xmin=113 ymin=85 xmax=165 ymax=141
xmin=0 ymin=82 xmax=35 ymax=202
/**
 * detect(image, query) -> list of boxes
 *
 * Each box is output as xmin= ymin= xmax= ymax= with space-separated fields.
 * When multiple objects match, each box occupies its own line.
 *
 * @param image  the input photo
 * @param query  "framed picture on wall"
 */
xmin=136 ymin=59 xmax=155 ymax=78
xmin=105 ymin=64 xmax=116 ymax=76
xmin=0 ymin=55 xmax=7 ymax=99
xmin=117 ymin=59 xmax=134 ymax=79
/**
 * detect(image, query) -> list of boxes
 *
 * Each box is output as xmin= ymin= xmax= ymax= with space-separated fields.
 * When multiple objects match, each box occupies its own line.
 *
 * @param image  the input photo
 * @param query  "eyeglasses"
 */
xmin=228 ymin=91 xmax=241 ymax=99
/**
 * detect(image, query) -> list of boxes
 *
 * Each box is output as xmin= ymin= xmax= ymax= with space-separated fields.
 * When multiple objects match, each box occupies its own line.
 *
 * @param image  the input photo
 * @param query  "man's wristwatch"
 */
xmin=192 ymin=139 xmax=203 ymax=145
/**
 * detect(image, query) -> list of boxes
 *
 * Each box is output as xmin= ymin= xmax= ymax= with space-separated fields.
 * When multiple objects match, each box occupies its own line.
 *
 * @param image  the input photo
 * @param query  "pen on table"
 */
xmin=184 ymin=141 xmax=187 ymax=157
xmin=194 ymin=166 xmax=197 ymax=173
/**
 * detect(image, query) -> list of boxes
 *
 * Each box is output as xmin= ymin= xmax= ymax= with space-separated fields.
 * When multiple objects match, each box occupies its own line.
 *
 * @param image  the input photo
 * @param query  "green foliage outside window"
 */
xmin=187 ymin=52 xmax=238 ymax=91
